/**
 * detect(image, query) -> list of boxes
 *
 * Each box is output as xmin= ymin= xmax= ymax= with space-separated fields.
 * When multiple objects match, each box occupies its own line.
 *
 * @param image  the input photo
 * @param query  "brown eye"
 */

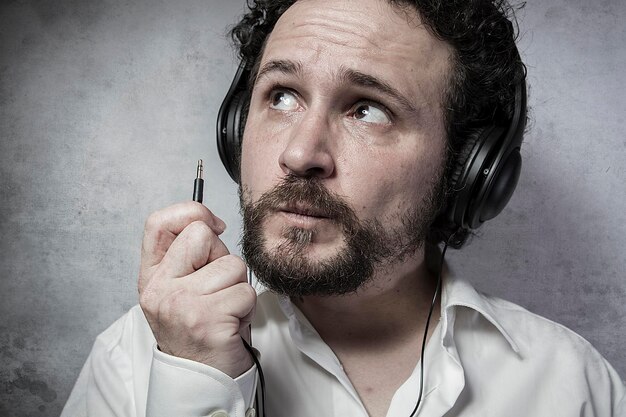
xmin=352 ymin=103 xmax=390 ymax=124
xmin=270 ymin=90 xmax=298 ymax=111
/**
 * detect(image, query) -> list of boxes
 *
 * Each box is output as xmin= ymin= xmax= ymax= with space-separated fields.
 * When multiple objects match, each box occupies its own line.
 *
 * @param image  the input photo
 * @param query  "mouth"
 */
xmin=278 ymin=202 xmax=332 ymax=220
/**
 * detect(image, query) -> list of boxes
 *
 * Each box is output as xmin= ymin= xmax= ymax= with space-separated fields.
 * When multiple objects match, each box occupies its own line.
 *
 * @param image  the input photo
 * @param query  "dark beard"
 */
xmin=239 ymin=174 xmax=444 ymax=297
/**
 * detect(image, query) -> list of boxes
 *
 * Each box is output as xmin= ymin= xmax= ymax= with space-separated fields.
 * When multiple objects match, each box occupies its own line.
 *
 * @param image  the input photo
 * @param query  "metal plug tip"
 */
xmin=196 ymin=159 xmax=204 ymax=179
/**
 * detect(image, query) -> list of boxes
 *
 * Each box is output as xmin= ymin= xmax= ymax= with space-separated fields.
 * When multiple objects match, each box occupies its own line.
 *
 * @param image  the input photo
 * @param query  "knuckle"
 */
xmin=238 ymin=283 xmax=257 ymax=303
xmin=139 ymin=291 xmax=158 ymax=317
xmin=181 ymin=221 xmax=212 ymax=250
xmin=181 ymin=310 xmax=201 ymax=331
xmin=184 ymin=221 xmax=215 ymax=255
xmin=143 ymin=212 xmax=172 ymax=254
xmin=187 ymin=220 xmax=212 ymax=238
xmin=144 ymin=211 xmax=163 ymax=233
xmin=245 ymin=284 xmax=257 ymax=300
xmin=221 ymin=255 xmax=247 ymax=274
xmin=190 ymin=201 xmax=209 ymax=217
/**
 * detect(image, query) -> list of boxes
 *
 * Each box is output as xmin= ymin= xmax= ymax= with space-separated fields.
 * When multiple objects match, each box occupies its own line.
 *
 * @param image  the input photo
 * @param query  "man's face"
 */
xmin=239 ymin=0 xmax=452 ymax=296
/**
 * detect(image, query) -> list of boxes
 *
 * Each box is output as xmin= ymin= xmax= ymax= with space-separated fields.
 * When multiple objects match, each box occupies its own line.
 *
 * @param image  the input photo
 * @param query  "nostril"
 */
xmin=278 ymin=113 xmax=336 ymax=178
xmin=279 ymin=147 xmax=335 ymax=179
xmin=304 ymin=166 xmax=330 ymax=178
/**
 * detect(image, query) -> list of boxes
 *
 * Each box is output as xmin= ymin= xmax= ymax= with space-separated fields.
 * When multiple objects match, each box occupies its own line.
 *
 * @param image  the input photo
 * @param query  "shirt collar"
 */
xmin=441 ymin=270 xmax=521 ymax=354
xmin=256 ymin=268 xmax=521 ymax=355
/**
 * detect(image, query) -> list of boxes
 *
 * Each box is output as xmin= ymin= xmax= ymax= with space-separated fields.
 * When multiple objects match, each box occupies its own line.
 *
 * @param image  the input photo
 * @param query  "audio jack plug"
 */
xmin=193 ymin=159 xmax=204 ymax=203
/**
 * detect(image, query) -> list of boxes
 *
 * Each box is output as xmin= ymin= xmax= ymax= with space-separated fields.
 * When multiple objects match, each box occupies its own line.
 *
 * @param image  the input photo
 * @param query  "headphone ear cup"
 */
xmin=217 ymin=61 xmax=251 ymax=183
xmin=444 ymin=127 xmax=492 ymax=229
xmin=438 ymin=78 xmax=526 ymax=243
xmin=227 ymin=90 xmax=250 ymax=183
xmin=478 ymin=148 xmax=521 ymax=222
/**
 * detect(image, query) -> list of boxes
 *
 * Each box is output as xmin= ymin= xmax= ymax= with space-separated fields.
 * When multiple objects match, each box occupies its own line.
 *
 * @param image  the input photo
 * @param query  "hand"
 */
xmin=138 ymin=202 xmax=256 ymax=378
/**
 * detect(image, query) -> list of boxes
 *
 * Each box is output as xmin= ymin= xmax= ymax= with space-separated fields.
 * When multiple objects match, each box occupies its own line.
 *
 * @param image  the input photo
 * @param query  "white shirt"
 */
xmin=61 ymin=274 xmax=625 ymax=417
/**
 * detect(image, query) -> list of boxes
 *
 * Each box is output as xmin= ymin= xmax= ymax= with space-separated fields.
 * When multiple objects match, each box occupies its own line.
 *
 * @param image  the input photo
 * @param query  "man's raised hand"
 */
xmin=138 ymin=202 xmax=256 ymax=378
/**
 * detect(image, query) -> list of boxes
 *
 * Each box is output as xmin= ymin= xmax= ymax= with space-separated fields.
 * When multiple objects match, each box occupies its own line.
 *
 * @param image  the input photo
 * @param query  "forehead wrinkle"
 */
xmin=273 ymin=0 xmax=405 ymax=53
xmin=260 ymin=0 xmax=454 ymax=114
xmin=292 ymin=19 xmax=383 ymax=51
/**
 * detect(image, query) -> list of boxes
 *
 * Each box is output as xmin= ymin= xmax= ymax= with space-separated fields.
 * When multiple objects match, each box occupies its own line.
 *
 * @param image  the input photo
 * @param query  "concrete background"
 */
xmin=0 ymin=0 xmax=624 ymax=415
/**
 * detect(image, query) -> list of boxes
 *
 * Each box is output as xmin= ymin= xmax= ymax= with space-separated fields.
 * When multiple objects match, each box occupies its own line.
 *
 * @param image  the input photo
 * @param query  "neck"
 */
xmin=292 ymin=247 xmax=441 ymax=348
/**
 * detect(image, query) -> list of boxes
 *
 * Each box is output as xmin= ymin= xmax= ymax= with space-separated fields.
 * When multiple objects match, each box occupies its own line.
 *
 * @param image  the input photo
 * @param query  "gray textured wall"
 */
xmin=0 ymin=0 xmax=624 ymax=415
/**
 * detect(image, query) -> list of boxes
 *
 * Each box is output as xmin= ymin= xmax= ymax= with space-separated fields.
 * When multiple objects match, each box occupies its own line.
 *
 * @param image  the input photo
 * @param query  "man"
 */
xmin=62 ymin=0 xmax=625 ymax=416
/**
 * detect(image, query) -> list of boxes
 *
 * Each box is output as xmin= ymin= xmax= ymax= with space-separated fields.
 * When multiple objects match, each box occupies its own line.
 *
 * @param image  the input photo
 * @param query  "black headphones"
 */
xmin=217 ymin=60 xmax=527 ymax=236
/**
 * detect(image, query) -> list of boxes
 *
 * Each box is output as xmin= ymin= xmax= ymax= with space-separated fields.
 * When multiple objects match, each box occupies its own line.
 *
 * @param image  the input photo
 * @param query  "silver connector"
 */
xmin=196 ymin=159 xmax=204 ymax=180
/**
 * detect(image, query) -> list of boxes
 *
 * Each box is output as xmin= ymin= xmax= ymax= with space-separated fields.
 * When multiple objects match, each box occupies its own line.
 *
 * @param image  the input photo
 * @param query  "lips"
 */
xmin=279 ymin=202 xmax=331 ymax=219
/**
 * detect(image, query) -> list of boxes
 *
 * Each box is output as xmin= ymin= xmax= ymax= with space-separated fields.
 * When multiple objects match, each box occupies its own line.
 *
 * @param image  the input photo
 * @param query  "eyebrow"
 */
xmin=337 ymin=66 xmax=417 ymax=114
xmin=255 ymin=59 xmax=417 ymax=114
xmin=256 ymin=59 xmax=304 ymax=83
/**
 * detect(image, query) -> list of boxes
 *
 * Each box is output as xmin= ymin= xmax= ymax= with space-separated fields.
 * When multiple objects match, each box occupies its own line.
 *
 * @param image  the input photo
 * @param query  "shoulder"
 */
xmin=478 ymin=292 xmax=608 ymax=364
xmin=464 ymin=291 xmax=624 ymax=410
xmin=447 ymin=285 xmax=625 ymax=415
xmin=445 ymin=276 xmax=611 ymax=365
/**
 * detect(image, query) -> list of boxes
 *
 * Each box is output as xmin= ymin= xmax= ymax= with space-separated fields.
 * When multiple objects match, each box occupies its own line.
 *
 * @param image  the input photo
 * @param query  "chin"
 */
xmin=265 ymin=228 xmax=346 ymax=260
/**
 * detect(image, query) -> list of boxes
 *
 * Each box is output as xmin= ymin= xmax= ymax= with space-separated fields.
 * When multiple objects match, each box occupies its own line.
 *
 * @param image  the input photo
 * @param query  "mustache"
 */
xmin=243 ymin=174 xmax=359 ymax=228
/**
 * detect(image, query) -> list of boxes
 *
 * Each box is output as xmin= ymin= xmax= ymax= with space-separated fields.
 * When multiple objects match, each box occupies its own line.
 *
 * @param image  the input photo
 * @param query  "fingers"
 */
xmin=139 ymin=202 xmax=227 ymax=291
xmin=183 ymin=255 xmax=248 ymax=295
xmin=137 ymin=202 xmax=258 ymax=377
xmin=141 ymin=202 xmax=226 ymax=270
xmin=142 ymin=254 xmax=248 ymax=327
xmin=203 ymin=282 xmax=257 ymax=322
xmin=157 ymin=221 xmax=230 ymax=279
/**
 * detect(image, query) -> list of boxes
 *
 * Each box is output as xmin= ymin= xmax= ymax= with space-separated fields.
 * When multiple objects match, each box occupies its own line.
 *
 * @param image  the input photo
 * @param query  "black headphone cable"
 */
xmin=408 ymin=240 xmax=449 ymax=417
xmin=243 ymin=268 xmax=267 ymax=417
xmin=191 ymin=161 xmax=267 ymax=417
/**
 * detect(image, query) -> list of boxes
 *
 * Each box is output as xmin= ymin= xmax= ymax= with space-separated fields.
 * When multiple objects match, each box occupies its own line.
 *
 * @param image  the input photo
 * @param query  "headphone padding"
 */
xmin=478 ymin=149 xmax=522 ymax=222
xmin=448 ymin=130 xmax=482 ymax=193
xmin=446 ymin=125 xmax=500 ymax=229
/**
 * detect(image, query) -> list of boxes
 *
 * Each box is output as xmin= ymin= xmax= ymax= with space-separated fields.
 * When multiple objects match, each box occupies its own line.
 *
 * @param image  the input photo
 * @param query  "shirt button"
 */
xmin=245 ymin=409 xmax=256 ymax=417
xmin=207 ymin=411 xmax=229 ymax=417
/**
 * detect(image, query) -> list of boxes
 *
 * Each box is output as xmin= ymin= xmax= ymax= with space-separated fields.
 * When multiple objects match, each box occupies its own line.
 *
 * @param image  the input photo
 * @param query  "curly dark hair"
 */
xmin=230 ymin=0 xmax=527 ymax=247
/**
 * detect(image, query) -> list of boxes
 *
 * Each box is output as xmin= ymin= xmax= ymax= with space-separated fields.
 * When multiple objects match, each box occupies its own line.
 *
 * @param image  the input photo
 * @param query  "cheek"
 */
xmin=346 ymin=141 xmax=445 ymax=218
xmin=240 ymin=122 xmax=284 ymax=200
xmin=361 ymin=171 xmax=416 ymax=216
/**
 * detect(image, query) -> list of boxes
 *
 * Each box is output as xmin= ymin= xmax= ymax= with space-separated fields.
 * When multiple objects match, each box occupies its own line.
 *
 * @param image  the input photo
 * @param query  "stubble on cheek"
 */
xmin=239 ymin=172 xmax=442 ymax=297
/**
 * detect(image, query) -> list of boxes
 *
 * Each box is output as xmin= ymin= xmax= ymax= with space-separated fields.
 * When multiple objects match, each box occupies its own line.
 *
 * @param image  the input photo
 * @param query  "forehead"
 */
xmin=259 ymin=0 xmax=453 ymax=103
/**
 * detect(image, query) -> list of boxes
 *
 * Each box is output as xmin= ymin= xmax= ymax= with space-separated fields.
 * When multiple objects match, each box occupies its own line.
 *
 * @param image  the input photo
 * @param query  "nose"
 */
xmin=278 ymin=109 xmax=335 ymax=179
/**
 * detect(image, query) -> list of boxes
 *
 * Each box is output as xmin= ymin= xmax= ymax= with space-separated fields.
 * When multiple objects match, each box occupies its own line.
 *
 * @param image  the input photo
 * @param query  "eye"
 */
xmin=351 ymin=103 xmax=391 ymax=124
xmin=269 ymin=90 xmax=299 ymax=111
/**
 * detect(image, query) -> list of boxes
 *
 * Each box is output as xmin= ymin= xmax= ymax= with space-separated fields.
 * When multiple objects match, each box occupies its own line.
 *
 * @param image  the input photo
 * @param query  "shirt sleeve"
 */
xmin=585 ymin=354 xmax=626 ymax=417
xmin=604 ymin=359 xmax=626 ymax=417
xmin=146 ymin=345 xmax=257 ymax=417
xmin=60 ymin=313 xmax=138 ymax=417
xmin=60 ymin=306 xmax=258 ymax=417
xmin=616 ymin=393 xmax=625 ymax=417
